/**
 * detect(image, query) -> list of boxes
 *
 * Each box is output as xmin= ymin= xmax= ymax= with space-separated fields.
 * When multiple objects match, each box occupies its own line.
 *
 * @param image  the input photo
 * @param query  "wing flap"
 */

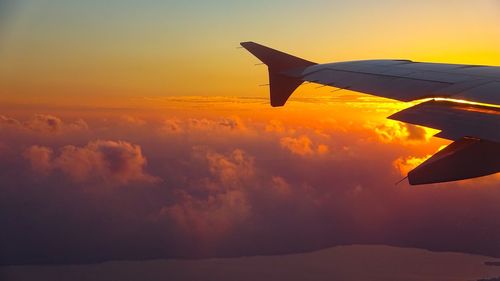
xmin=389 ymin=100 xmax=500 ymax=142
xmin=409 ymin=137 xmax=500 ymax=185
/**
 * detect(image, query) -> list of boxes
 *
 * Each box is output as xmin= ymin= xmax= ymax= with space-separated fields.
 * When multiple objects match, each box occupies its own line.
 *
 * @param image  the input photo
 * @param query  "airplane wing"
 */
xmin=240 ymin=41 xmax=500 ymax=185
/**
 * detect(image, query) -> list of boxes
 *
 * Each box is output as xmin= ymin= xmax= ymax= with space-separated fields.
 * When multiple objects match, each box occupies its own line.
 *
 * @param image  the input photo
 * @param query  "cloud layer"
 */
xmin=24 ymin=140 xmax=158 ymax=185
xmin=0 ymin=97 xmax=499 ymax=265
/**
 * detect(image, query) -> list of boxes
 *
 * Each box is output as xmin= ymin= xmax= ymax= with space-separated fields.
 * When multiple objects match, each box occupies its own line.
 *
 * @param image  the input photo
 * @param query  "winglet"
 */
xmin=240 ymin=42 xmax=316 ymax=107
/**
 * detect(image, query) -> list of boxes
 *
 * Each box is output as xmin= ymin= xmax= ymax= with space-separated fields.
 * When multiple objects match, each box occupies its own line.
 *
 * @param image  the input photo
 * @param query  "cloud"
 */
xmin=119 ymin=115 xmax=146 ymax=126
xmin=187 ymin=116 xmax=247 ymax=132
xmin=392 ymin=145 xmax=448 ymax=176
xmin=316 ymin=144 xmax=330 ymax=155
xmin=0 ymin=114 xmax=88 ymax=133
xmin=160 ymin=149 xmax=254 ymax=242
xmin=270 ymin=176 xmax=292 ymax=196
xmin=25 ymin=114 xmax=63 ymax=133
xmin=23 ymin=145 xmax=54 ymax=175
xmin=1 ymin=97 xmax=500 ymax=265
xmin=280 ymin=135 xmax=329 ymax=156
xmin=24 ymin=140 xmax=159 ymax=185
xmin=160 ymin=118 xmax=183 ymax=134
xmin=0 ymin=115 xmax=22 ymax=127
xmin=163 ymin=188 xmax=251 ymax=243
xmin=159 ymin=116 xmax=248 ymax=136
xmin=367 ymin=120 xmax=433 ymax=143
xmin=205 ymin=149 xmax=254 ymax=188
xmin=215 ymin=116 xmax=247 ymax=131
xmin=67 ymin=118 xmax=89 ymax=131
xmin=266 ymin=119 xmax=285 ymax=133
xmin=280 ymin=136 xmax=314 ymax=156
xmin=393 ymin=155 xmax=432 ymax=176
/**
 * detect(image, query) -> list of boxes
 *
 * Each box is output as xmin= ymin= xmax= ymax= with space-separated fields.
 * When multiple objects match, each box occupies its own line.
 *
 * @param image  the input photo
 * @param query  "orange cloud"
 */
xmin=159 ymin=116 xmax=249 ymax=136
xmin=317 ymin=144 xmax=330 ymax=155
xmin=205 ymin=149 xmax=254 ymax=189
xmin=26 ymin=114 xmax=64 ymax=133
xmin=160 ymin=118 xmax=183 ymax=134
xmin=280 ymin=135 xmax=314 ymax=156
xmin=367 ymin=120 xmax=434 ymax=143
xmin=265 ymin=119 xmax=286 ymax=133
xmin=119 ymin=115 xmax=146 ymax=126
xmin=280 ymin=135 xmax=330 ymax=156
xmin=393 ymin=155 xmax=433 ymax=176
xmin=0 ymin=115 xmax=22 ymax=127
xmin=188 ymin=116 xmax=247 ymax=132
xmin=0 ymin=114 xmax=88 ymax=133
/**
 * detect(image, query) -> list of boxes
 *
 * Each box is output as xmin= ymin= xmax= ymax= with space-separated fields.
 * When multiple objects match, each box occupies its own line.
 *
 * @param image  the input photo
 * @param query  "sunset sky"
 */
xmin=1 ymin=0 xmax=500 ymax=268
xmin=1 ymin=0 xmax=500 ymax=101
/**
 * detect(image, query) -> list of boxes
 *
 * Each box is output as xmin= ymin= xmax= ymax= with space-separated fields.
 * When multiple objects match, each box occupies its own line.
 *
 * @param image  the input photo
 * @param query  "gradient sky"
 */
xmin=1 ymin=0 xmax=500 ymax=102
xmin=1 ymin=0 xmax=500 ymax=268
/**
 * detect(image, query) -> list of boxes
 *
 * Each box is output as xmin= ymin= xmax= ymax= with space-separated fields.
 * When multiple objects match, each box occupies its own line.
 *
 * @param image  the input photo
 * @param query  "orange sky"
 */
xmin=1 ymin=0 xmax=500 ymax=104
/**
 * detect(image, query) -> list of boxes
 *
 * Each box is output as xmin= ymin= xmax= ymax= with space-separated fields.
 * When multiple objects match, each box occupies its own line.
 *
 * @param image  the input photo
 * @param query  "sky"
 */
xmin=1 ymin=0 xmax=500 ymax=101
xmin=0 ymin=0 xmax=500 ymax=268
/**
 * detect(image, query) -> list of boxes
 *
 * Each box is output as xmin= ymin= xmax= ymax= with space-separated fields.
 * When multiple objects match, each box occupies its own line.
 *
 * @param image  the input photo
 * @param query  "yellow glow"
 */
xmin=417 ymin=98 xmax=500 ymax=109
xmin=1 ymin=1 xmax=500 ymax=100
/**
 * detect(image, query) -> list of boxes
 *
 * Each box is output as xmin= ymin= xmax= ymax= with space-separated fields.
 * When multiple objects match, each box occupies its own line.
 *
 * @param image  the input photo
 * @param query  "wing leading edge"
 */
xmin=241 ymin=41 xmax=500 ymax=186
